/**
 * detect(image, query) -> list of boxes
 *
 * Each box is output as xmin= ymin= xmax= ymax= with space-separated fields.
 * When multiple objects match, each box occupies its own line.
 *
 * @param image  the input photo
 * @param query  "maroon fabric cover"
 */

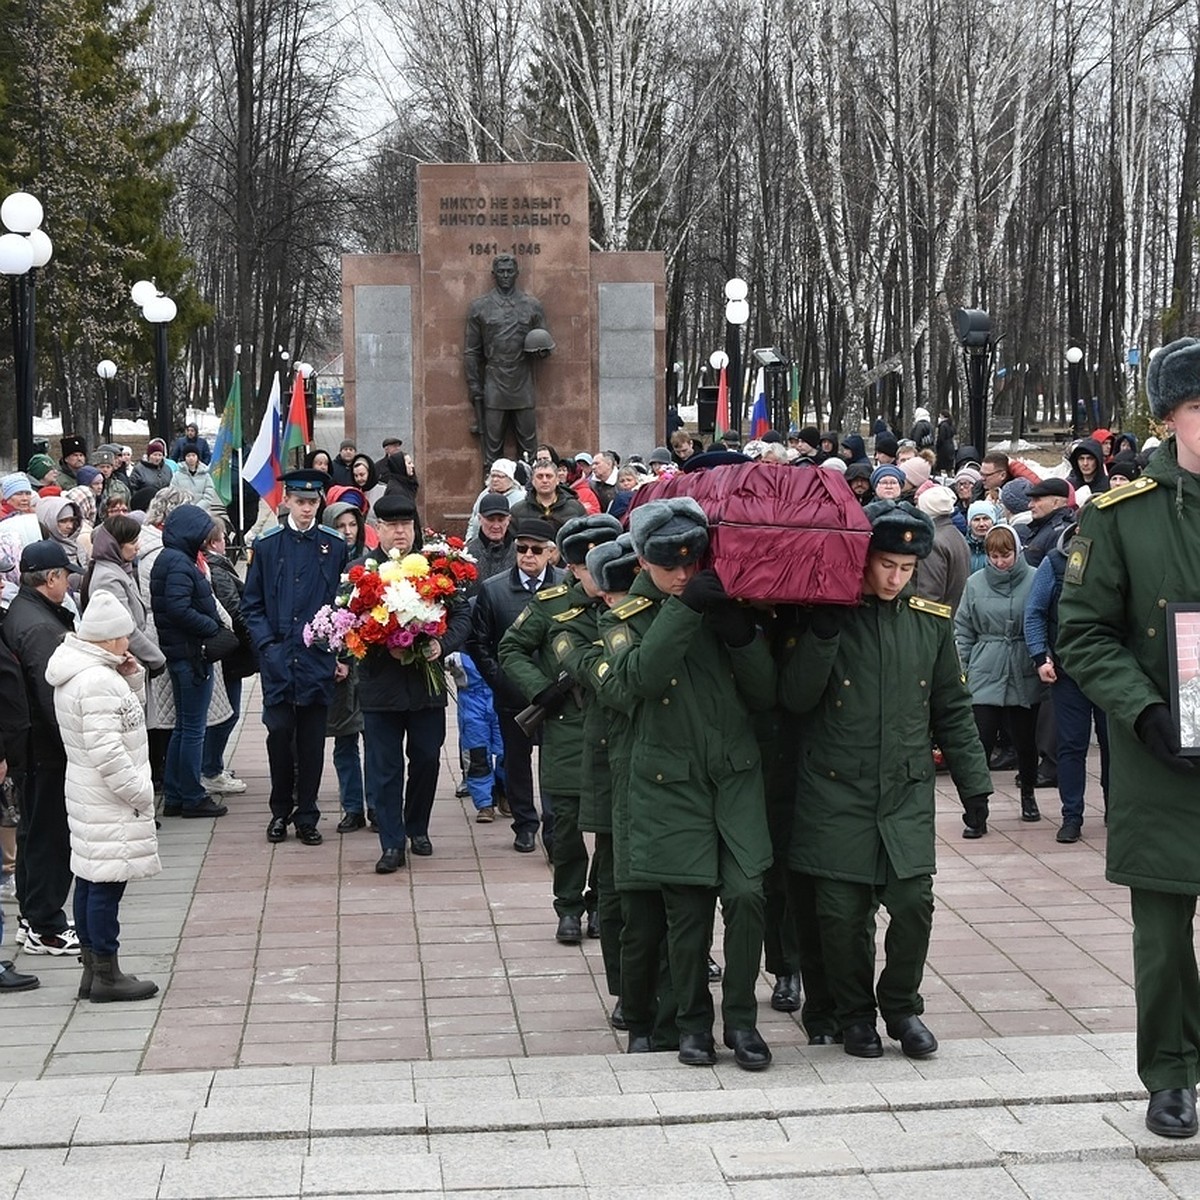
xmin=628 ymin=464 xmax=871 ymax=605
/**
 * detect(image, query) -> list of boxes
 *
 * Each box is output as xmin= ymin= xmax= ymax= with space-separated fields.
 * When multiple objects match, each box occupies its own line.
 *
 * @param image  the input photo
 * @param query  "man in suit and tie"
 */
xmin=468 ymin=518 xmax=564 ymax=853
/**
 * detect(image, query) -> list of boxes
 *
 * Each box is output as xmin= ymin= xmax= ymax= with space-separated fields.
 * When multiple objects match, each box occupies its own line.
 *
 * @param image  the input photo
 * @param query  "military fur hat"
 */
xmin=586 ymin=533 xmax=639 ymax=594
xmin=628 ymin=496 xmax=709 ymax=568
xmin=864 ymin=499 xmax=934 ymax=560
xmin=60 ymin=435 xmax=87 ymax=459
xmin=1147 ymin=337 xmax=1200 ymax=418
xmin=556 ymin=513 xmax=622 ymax=565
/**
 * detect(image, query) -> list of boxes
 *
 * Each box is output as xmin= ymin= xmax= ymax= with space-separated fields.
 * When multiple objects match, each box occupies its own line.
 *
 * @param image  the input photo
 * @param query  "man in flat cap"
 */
xmin=596 ymin=497 xmax=776 ymax=1071
xmin=1059 ymin=336 xmax=1200 ymax=1139
xmin=243 ymin=470 xmax=347 ymax=846
xmin=778 ymin=500 xmax=991 ymax=1062
xmin=500 ymin=514 xmax=622 ymax=946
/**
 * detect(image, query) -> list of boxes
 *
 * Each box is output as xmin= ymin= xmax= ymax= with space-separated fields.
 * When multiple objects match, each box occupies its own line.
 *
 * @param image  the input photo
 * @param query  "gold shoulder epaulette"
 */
xmin=552 ymin=606 xmax=586 ymax=623
xmin=536 ymin=583 xmax=570 ymax=600
xmin=1092 ymin=477 xmax=1158 ymax=508
xmin=909 ymin=596 xmax=952 ymax=618
xmin=612 ymin=595 xmax=654 ymax=620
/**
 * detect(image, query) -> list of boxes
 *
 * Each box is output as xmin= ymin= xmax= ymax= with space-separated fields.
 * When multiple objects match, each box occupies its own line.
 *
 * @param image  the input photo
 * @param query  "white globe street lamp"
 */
xmin=1 ymin=192 xmax=52 ymax=467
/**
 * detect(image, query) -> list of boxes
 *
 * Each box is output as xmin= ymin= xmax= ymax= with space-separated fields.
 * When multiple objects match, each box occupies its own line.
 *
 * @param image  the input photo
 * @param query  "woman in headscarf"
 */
xmin=37 ymin=495 xmax=87 ymax=571
xmin=79 ymin=515 xmax=164 ymax=678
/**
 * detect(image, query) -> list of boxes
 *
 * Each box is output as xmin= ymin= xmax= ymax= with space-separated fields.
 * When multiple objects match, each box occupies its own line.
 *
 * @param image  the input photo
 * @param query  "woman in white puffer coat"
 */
xmin=45 ymin=591 xmax=160 ymax=1003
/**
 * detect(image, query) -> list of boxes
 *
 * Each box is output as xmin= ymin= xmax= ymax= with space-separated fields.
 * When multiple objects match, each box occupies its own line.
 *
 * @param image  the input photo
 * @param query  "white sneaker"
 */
xmin=14 ymin=916 xmax=28 ymax=945
xmin=23 ymin=927 xmax=80 ymax=956
xmin=202 ymin=772 xmax=247 ymax=795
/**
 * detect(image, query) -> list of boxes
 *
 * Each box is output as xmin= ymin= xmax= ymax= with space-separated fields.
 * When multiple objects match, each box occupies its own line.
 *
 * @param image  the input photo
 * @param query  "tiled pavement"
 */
xmin=0 ymin=677 xmax=1177 ymax=1196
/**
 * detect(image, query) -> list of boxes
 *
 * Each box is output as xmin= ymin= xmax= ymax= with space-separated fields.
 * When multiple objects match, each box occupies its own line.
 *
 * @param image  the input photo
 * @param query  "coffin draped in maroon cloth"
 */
xmin=629 ymin=464 xmax=872 ymax=605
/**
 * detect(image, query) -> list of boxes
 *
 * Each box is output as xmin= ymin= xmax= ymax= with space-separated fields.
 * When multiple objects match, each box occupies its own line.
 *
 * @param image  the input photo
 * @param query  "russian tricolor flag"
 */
xmin=243 ymin=373 xmax=283 ymax=511
xmin=749 ymin=368 xmax=770 ymax=439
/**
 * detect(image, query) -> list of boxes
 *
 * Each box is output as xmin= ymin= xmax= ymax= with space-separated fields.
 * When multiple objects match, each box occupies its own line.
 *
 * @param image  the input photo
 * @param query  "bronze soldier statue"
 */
xmin=464 ymin=254 xmax=553 ymax=465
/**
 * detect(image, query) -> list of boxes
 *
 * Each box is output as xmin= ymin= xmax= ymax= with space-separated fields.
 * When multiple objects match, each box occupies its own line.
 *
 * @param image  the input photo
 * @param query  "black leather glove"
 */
xmin=1135 ymin=704 xmax=1196 ymax=775
xmin=532 ymin=671 xmax=575 ymax=712
xmin=706 ymin=601 xmax=756 ymax=648
xmin=963 ymin=795 xmax=989 ymax=823
xmin=809 ymin=606 xmax=844 ymax=640
xmin=679 ymin=568 xmax=728 ymax=612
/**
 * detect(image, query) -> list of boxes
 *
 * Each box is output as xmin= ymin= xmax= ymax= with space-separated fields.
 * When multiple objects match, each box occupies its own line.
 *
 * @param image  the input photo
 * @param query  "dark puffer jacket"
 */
xmin=149 ymin=505 xmax=220 ymax=662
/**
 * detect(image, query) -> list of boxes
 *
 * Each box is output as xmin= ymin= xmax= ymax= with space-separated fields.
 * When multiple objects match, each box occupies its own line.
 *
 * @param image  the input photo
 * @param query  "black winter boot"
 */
xmin=77 ymin=947 xmax=93 ymax=1000
xmin=90 ymin=954 xmax=158 ymax=1003
xmin=1020 ymin=789 xmax=1041 ymax=822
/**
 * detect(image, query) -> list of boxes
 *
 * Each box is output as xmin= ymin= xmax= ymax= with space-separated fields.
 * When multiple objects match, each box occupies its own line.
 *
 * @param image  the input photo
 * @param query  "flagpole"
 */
xmin=236 ymin=446 xmax=245 ymax=542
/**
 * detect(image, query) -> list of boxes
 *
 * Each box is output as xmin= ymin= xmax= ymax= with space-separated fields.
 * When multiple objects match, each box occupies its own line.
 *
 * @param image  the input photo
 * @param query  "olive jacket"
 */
xmin=595 ymin=571 xmax=774 ymax=888
xmin=778 ymin=592 xmax=991 ymax=884
xmin=1058 ymin=437 xmax=1200 ymax=893
xmin=498 ymin=580 xmax=587 ymax=796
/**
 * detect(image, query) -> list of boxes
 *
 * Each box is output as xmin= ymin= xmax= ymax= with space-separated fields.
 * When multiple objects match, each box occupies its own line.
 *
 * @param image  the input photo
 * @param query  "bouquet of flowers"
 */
xmin=304 ymin=534 xmax=478 ymax=691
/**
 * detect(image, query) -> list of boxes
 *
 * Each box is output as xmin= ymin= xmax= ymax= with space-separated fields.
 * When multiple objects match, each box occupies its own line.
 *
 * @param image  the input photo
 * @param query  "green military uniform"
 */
xmin=551 ymin=597 xmax=622 ymax=996
xmin=598 ymin=569 xmax=774 ymax=1038
xmin=1058 ymin=439 xmax=1200 ymax=1093
xmin=499 ymin=580 xmax=589 ymax=920
xmin=778 ymin=591 xmax=991 ymax=1031
xmin=758 ymin=607 xmax=837 ymax=1039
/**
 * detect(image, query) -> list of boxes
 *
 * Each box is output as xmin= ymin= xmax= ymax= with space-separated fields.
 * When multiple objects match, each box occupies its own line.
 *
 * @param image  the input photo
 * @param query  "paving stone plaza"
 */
xmin=1 ymin=679 xmax=1198 ymax=1197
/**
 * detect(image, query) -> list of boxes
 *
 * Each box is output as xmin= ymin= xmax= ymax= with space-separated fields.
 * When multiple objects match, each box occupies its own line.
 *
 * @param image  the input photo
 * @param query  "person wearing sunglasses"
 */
xmin=468 ymin=518 xmax=565 ymax=854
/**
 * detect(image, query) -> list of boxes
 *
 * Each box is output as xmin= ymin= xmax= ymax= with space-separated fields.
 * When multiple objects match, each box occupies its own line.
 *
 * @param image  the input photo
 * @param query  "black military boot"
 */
xmin=1020 ymin=789 xmax=1041 ymax=822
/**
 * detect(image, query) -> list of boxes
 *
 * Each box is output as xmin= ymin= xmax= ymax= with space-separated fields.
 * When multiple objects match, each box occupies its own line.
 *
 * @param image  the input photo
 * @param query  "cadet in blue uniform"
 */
xmin=242 ymin=470 xmax=348 ymax=846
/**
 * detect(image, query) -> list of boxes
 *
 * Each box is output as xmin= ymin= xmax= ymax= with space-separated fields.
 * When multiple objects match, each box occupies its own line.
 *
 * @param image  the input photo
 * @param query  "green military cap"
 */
xmin=864 ymin=499 xmax=934 ymax=559
xmin=586 ymin=533 xmax=639 ymax=593
xmin=629 ymin=496 xmax=709 ymax=568
xmin=1147 ymin=336 xmax=1200 ymax=418
xmin=556 ymin=513 xmax=622 ymax=565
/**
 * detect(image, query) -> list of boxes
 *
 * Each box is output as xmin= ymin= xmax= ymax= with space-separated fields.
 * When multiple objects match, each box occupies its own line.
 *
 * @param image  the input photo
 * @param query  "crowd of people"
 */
xmin=0 ymin=377 xmax=1193 ymax=1144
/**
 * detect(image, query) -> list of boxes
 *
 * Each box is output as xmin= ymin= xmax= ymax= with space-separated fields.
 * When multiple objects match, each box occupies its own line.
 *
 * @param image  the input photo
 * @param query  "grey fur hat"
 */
xmin=628 ymin=496 xmax=709 ymax=568
xmin=556 ymin=513 xmax=622 ymax=565
xmin=1147 ymin=337 xmax=1200 ymax=418
xmin=586 ymin=533 xmax=639 ymax=594
xmin=864 ymin=499 xmax=934 ymax=560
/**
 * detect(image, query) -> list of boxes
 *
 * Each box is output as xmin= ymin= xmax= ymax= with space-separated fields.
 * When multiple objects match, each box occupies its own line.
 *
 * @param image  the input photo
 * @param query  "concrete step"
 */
xmin=0 ymin=1035 xmax=1197 ymax=1198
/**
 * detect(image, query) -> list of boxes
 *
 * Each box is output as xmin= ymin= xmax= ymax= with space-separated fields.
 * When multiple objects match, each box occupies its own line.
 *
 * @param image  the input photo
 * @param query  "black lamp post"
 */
xmin=0 ymin=192 xmax=53 ymax=469
xmin=132 ymin=280 xmax=176 ymax=442
xmin=725 ymin=278 xmax=749 ymax=441
xmin=955 ymin=307 xmax=995 ymax=452
xmin=1066 ymin=346 xmax=1084 ymax=436
xmin=97 ymin=359 xmax=117 ymax=443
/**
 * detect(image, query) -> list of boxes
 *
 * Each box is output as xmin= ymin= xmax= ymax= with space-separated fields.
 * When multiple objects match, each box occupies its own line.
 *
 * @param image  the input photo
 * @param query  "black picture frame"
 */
xmin=1166 ymin=603 xmax=1200 ymax=756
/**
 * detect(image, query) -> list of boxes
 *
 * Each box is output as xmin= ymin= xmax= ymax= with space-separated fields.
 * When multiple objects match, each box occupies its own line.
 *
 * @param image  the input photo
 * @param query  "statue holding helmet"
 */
xmin=464 ymin=253 xmax=553 ymax=464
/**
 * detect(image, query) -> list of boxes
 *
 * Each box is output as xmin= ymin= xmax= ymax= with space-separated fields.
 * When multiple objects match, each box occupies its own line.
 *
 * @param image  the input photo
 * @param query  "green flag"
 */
xmin=210 ymin=372 xmax=241 ymax=506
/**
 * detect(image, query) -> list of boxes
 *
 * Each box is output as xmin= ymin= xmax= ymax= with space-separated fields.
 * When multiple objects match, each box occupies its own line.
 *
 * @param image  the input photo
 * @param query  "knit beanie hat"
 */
xmin=146 ymin=438 xmax=167 ymax=456
xmin=916 ymin=484 xmax=955 ymax=517
xmin=819 ymin=456 xmax=847 ymax=473
xmin=76 ymin=591 xmax=135 ymax=642
xmin=798 ymin=426 xmax=821 ymax=448
xmin=999 ymin=478 xmax=1031 ymax=515
xmin=1 ymin=473 xmax=31 ymax=500
xmin=874 ymin=431 xmax=899 ymax=459
xmin=901 ymin=457 xmax=931 ymax=490
xmin=953 ymin=466 xmax=983 ymax=488
xmin=967 ymin=499 xmax=1000 ymax=524
xmin=490 ymin=457 xmax=517 ymax=481
xmin=76 ymin=466 xmax=103 ymax=488
xmin=27 ymin=454 xmax=55 ymax=482
xmin=870 ymin=464 xmax=906 ymax=489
